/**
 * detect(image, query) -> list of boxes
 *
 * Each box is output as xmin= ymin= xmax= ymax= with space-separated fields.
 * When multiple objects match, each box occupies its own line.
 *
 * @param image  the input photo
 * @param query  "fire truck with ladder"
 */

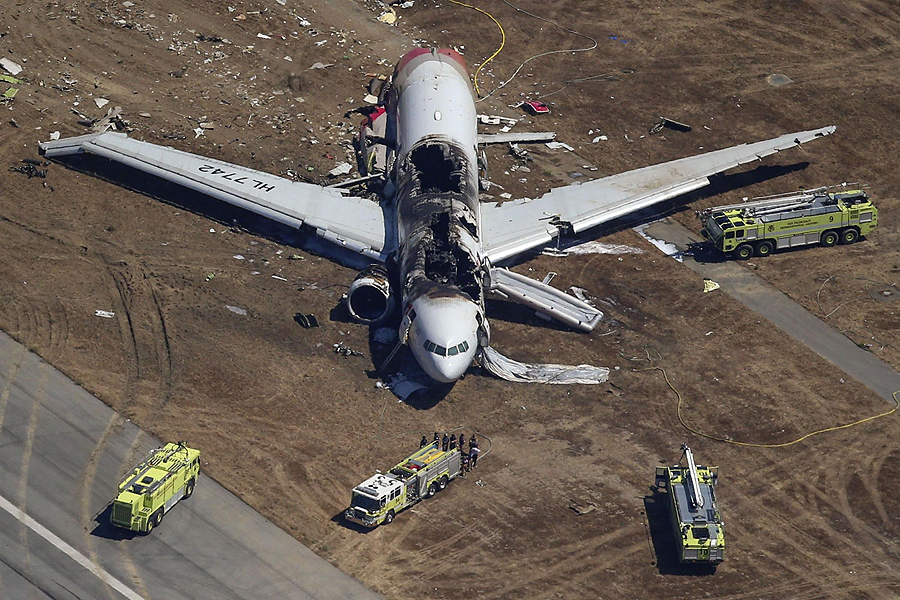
xmin=655 ymin=444 xmax=725 ymax=564
xmin=344 ymin=440 xmax=461 ymax=527
xmin=698 ymin=185 xmax=878 ymax=259
xmin=111 ymin=442 xmax=201 ymax=534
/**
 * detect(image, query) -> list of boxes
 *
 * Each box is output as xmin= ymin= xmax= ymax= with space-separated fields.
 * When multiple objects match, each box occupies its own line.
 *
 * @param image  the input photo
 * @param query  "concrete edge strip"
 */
xmin=0 ymin=492 xmax=144 ymax=600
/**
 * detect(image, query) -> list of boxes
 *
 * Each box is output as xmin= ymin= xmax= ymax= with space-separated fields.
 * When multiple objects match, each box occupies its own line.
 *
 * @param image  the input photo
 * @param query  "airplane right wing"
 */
xmin=480 ymin=126 xmax=836 ymax=263
xmin=40 ymin=132 xmax=390 ymax=261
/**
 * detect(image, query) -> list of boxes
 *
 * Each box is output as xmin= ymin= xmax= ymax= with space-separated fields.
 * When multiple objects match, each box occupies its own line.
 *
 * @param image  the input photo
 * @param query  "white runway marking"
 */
xmin=0 ymin=493 xmax=145 ymax=600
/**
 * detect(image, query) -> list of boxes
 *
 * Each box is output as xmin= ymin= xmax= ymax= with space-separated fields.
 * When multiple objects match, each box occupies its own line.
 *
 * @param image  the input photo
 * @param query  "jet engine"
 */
xmin=346 ymin=264 xmax=395 ymax=324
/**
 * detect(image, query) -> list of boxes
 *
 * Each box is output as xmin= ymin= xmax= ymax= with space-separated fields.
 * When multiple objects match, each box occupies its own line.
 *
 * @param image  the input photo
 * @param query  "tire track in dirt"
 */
xmin=0 ymin=343 xmax=25 ymax=433
xmin=79 ymin=414 xmax=125 ymax=600
xmin=115 ymin=430 xmax=150 ymax=597
xmin=726 ymin=474 xmax=900 ymax=600
xmin=16 ymin=362 xmax=46 ymax=600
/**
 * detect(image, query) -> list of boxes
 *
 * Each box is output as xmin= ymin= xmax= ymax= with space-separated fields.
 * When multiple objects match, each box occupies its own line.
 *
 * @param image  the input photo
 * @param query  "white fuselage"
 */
xmin=386 ymin=49 xmax=486 ymax=383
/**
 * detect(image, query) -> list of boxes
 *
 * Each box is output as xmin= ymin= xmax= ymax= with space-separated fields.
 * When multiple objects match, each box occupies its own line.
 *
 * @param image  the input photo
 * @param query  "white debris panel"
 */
xmin=478 ymin=346 xmax=609 ymax=385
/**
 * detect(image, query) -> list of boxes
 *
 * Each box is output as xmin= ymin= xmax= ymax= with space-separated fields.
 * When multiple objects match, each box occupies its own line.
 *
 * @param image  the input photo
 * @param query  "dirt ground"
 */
xmin=1 ymin=0 xmax=900 ymax=598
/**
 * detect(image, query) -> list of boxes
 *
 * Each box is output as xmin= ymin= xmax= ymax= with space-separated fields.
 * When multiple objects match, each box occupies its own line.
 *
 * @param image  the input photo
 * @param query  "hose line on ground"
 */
xmin=447 ymin=0 xmax=505 ymax=97
xmin=634 ymin=365 xmax=900 ymax=448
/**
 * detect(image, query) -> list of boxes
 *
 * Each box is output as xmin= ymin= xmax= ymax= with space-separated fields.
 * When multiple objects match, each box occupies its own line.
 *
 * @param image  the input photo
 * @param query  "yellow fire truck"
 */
xmin=655 ymin=445 xmax=725 ymax=565
xmin=111 ymin=442 xmax=201 ymax=534
xmin=344 ymin=440 xmax=461 ymax=527
xmin=699 ymin=186 xmax=878 ymax=259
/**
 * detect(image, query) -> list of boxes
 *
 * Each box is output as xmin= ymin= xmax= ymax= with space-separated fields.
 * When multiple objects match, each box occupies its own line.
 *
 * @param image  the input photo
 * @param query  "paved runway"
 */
xmin=0 ymin=331 xmax=383 ymax=600
xmin=639 ymin=218 xmax=900 ymax=403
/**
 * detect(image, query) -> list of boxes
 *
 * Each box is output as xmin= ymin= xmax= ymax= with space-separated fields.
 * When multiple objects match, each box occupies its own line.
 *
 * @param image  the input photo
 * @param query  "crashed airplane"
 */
xmin=40 ymin=48 xmax=835 ymax=384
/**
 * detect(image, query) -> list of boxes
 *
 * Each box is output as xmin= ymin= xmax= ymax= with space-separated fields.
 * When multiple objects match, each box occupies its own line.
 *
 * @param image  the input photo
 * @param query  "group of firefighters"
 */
xmin=420 ymin=432 xmax=480 ymax=471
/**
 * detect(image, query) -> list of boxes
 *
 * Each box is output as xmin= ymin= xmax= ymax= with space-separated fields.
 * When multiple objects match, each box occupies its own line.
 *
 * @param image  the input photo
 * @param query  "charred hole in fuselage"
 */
xmin=348 ymin=286 xmax=388 ymax=321
xmin=423 ymin=212 xmax=481 ymax=302
xmin=411 ymin=143 xmax=464 ymax=194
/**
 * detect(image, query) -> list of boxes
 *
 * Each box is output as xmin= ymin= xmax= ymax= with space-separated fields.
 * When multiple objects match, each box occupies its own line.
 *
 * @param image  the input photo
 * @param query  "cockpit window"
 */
xmin=423 ymin=339 xmax=470 ymax=357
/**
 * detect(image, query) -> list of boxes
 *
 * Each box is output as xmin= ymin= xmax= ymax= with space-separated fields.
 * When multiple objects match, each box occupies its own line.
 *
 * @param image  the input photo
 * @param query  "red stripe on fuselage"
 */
xmin=394 ymin=48 xmax=467 ymax=78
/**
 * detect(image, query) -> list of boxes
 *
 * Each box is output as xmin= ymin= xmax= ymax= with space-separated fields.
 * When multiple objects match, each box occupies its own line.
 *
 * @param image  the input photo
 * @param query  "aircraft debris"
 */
xmin=364 ymin=94 xmax=379 ymax=104
xmin=49 ymin=131 xmax=60 ymax=141
xmin=95 ymin=98 xmax=110 ymax=109
xmin=271 ymin=274 xmax=288 ymax=281
xmin=767 ymin=73 xmax=793 ymax=87
xmin=328 ymin=162 xmax=352 ymax=177
xmin=308 ymin=62 xmax=333 ymax=70
xmin=478 ymin=346 xmax=609 ymax=384
xmin=294 ymin=313 xmax=319 ymax=328
xmin=650 ymin=116 xmax=692 ymax=134
xmin=478 ymin=114 xmax=518 ymax=126
xmin=334 ymin=342 xmax=363 ymax=356
xmin=520 ymin=100 xmax=550 ymax=115
xmin=478 ymin=132 xmax=556 ymax=144
xmin=703 ymin=278 xmax=721 ymax=293
xmin=570 ymin=501 xmax=597 ymax=515
xmin=225 ymin=305 xmax=248 ymax=316
xmin=545 ymin=141 xmax=574 ymax=151
xmin=10 ymin=160 xmax=47 ymax=178
xmin=0 ymin=58 xmax=23 ymax=76
xmin=94 ymin=310 xmax=116 ymax=318
xmin=592 ymin=135 xmax=608 ymax=142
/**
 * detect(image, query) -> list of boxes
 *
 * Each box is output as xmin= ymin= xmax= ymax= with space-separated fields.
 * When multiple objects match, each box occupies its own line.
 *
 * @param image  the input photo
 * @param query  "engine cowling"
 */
xmin=346 ymin=265 xmax=395 ymax=324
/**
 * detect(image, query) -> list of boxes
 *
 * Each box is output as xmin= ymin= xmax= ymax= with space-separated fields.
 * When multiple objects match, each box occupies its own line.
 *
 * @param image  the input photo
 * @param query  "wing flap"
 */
xmin=40 ymin=133 xmax=389 ymax=261
xmin=488 ymin=267 xmax=603 ymax=332
xmin=481 ymin=126 xmax=835 ymax=263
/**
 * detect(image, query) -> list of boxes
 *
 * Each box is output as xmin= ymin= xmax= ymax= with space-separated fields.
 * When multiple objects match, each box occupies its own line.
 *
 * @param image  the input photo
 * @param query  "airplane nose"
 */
xmin=428 ymin=356 xmax=469 ymax=383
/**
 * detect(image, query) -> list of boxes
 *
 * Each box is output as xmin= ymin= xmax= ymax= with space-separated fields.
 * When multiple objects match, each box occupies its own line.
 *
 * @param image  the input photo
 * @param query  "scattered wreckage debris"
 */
xmin=570 ymin=501 xmax=597 ymax=516
xmin=478 ymin=131 xmax=556 ymax=144
xmin=294 ymin=313 xmax=320 ymax=328
xmin=334 ymin=342 xmax=364 ymax=357
xmin=10 ymin=159 xmax=48 ymax=178
xmin=0 ymin=58 xmax=23 ymax=76
xmin=767 ymin=73 xmax=793 ymax=87
xmin=508 ymin=143 xmax=532 ymax=162
xmin=519 ymin=100 xmax=550 ymax=115
xmin=703 ymin=278 xmax=721 ymax=293
xmin=1 ymin=74 xmax=21 ymax=102
xmin=94 ymin=310 xmax=115 ymax=319
xmin=650 ymin=116 xmax=692 ymax=134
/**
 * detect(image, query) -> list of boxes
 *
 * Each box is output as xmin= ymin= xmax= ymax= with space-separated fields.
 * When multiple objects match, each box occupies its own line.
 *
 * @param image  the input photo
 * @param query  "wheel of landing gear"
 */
xmin=735 ymin=244 xmax=753 ymax=260
xmin=839 ymin=228 xmax=859 ymax=245
xmin=755 ymin=240 xmax=773 ymax=257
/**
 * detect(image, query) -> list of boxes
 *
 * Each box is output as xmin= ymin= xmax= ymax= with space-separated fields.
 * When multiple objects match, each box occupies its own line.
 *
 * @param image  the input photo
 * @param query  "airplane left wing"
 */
xmin=40 ymin=132 xmax=389 ymax=261
xmin=481 ymin=126 xmax=835 ymax=263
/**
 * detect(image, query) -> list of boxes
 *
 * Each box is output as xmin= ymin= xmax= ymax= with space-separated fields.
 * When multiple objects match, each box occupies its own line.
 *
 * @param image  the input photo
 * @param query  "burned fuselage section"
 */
xmin=396 ymin=137 xmax=484 ymax=309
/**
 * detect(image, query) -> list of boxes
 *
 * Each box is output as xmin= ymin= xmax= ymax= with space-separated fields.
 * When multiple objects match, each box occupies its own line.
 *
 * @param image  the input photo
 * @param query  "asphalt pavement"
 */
xmin=0 ymin=330 xmax=383 ymax=600
xmin=639 ymin=218 xmax=900 ymax=403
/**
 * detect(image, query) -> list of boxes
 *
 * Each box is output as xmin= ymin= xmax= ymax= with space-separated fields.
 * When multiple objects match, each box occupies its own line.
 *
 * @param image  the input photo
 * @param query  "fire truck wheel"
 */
xmin=427 ymin=483 xmax=437 ymax=498
xmin=438 ymin=476 xmax=448 ymax=490
xmin=821 ymin=230 xmax=839 ymax=247
xmin=145 ymin=519 xmax=153 ymax=534
xmin=155 ymin=511 xmax=163 ymax=527
xmin=384 ymin=510 xmax=395 ymax=525
xmin=754 ymin=240 xmax=773 ymax=257
xmin=735 ymin=244 xmax=753 ymax=260
xmin=184 ymin=479 xmax=195 ymax=499
xmin=839 ymin=228 xmax=859 ymax=245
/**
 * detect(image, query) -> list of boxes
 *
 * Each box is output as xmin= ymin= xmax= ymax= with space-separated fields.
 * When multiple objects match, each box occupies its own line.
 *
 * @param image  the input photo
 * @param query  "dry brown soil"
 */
xmin=1 ymin=1 xmax=899 ymax=598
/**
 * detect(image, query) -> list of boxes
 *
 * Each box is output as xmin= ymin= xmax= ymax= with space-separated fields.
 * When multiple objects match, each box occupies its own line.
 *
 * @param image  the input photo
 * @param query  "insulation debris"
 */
xmin=0 ymin=58 xmax=23 ymax=76
xmin=478 ymin=346 xmax=609 ymax=385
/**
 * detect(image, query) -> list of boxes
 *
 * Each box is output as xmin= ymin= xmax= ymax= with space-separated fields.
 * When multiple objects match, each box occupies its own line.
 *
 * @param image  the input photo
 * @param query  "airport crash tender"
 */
xmin=655 ymin=445 xmax=725 ymax=564
xmin=345 ymin=441 xmax=461 ymax=527
xmin=699 ymin=186 xmax=877 ymax=259
xmin=111 ymin=442 xmax=200 ymax=533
